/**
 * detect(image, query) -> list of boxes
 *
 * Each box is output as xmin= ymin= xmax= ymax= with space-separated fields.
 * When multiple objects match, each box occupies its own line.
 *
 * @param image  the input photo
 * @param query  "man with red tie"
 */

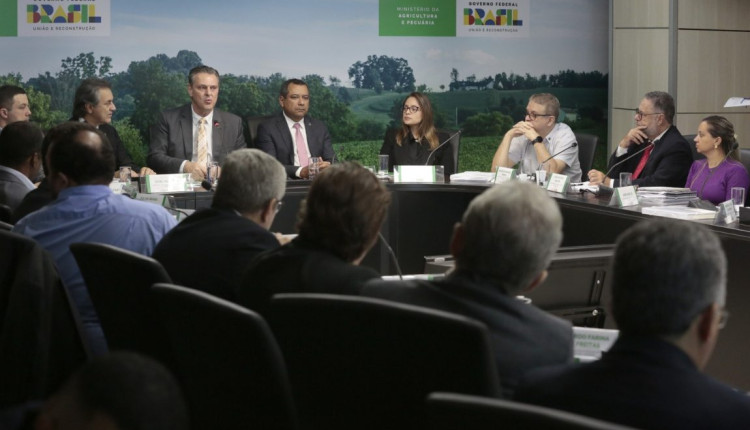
xmin=256 ymin=78 xmax=335 ymax=179
xmin=588 ymin=91 xmax=692 ymax=187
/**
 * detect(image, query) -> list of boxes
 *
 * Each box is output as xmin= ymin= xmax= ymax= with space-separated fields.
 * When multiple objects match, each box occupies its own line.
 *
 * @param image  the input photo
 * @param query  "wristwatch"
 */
xmin=533 ymin=136 xmax=544 ymax=144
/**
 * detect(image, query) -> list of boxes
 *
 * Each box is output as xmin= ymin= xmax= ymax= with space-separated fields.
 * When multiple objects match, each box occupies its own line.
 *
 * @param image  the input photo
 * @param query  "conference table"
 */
xmin=171 ymin=180 xmax=750 ymax=392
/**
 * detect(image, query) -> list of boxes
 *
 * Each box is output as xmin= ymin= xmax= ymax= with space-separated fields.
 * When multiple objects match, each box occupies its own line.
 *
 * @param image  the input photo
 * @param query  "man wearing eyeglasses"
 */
xmin=516 ymin=219 xmax=750 ymax=429
xmin=492 ymin=93 xmax=582 ymax=182
xmin=588 ymin=91 xmax=692 ymax=187
xmin=256 ymin=78 xmax=335 ymax=179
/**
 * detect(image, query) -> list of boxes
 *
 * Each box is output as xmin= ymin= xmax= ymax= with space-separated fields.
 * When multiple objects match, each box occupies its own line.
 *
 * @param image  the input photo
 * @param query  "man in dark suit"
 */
xmin=515 ymin=219 xmax=750 ymax=429
xmin=0 ymin=121 xmax=43 ymax=213
xmin=153 ymin=149 xmax=287 ymax=302
xmin=0 ymin=85 xmax=31 ymax=132
xmin=588 ymin=91 xmax=693 ymax=187
xmin=362 ymin=181 xmax=573 ymax=397
xmin=238 ymin=162 xmax=390 ymax=316
xmin=256 ymin=78 xmax=335 ymax=179
xmin=148 ymin=65 xmax=246 ymax=179
xmin=71 ymin=78 xmax=155 ymax=177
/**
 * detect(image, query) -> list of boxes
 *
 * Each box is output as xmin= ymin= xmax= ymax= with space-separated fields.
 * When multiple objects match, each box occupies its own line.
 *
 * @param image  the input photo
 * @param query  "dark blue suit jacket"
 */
xmin=515 ymin=336 xmax=750 ymax=429
xmin=255 ymin=112 xmax=334 ymax=178
xmin=608 ymin=125 xmax=693 ymax=187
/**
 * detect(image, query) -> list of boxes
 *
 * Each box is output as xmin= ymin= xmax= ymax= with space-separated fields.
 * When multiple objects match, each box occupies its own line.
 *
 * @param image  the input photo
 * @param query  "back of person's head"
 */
xmin=0 ymin=121 xmax=43 ymax=168
xmin=529 ymin=93 xmax=561 ymax=120
xmin=47 ymin=121 xmax=114 ymax=185
xmin=612 ymin=219 xmax=726 ymax=338
xmin=279 ymin=78 xmax=307 ymax=97
xmin=212 ymin=148 xmax=286 ymax=214
xmin=454 ymin=181 xmax=563 ymax=294
xmin=72 ymin=78 xmax=111 ymax=119
xmin=35 ymin=352 xmax=188 ymax=430
xmin=0 ymin=85 xmax=26 ymax=110
xmin=187 ymin=65 xmax=220 ymax=85
xmin=297 ymin=162 xmax=391 ymax=262
xmin=644 ymin=90 xmax=675 ymax=124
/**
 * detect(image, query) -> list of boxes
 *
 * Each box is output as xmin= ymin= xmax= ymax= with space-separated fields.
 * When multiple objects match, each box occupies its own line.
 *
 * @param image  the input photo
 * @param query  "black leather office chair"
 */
xmin=0 ymin=220 xmax=11 ymax=231
xmin=0 ymin=230 xmax=90 ymax=406
xmin=151 ymin=283 xmax=297 ymax=430
xmin=683 ymin=134 xmax=704 ymax=161
xmin=268 ymin=293 xmax=500 ymax=430
xmin=739 ymin=149 xmax=750 ymax=176
xmin=247 ymin=115 xmax=275 ymax=148
xmin=69 ymin=242 xmax=173 ymax=363
xmin=426 ymin=392 xmax=636 ymax=430
xmin=574 ymin=133 xmax=598 ymax=174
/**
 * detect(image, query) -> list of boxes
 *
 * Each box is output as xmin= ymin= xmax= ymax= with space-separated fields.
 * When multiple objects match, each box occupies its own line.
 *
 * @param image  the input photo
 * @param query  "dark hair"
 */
xmin=612 ymin=219 xmax=726 ymax=338
xmin=702 ymin=115 xmax=740 ymax=161
xmin=279 ymin=78 xmax=308 ymax=97
xmin=644 ymin=91 xmax=675 ymax=124
xmin=47 ymin=122 xmax=114 ymax=185
xmin=0 ymin=85 xmax=26 ymax=110
xmin=297 ymin=162 xmax=391 ymax=262
xmin=59 ymin=352 xmax=188 ymax=430
xmin=0 ymin=121 xmax=43 ymax=167
xmin=396 ymin=92 xmax=439 ymax=149
xmin=188 ymin=65 xmax=220 ymax=85
xmin=72 ymin=78 xmax=112 ymax=120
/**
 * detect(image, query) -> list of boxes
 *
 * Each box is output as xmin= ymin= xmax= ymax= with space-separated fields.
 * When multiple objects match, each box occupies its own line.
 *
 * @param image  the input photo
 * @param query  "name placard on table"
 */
xmin=493 ymin=167 xmax=517 ymax=183
xmin=394 ymin=165 xmax=441 ymax=183
xmin=609 ymin=186 xmax=639 ymax=207
xmin=143 ymin=173 xmax=192 ymax=193
xmin=545 ymin=173 xmax=570 ymax=194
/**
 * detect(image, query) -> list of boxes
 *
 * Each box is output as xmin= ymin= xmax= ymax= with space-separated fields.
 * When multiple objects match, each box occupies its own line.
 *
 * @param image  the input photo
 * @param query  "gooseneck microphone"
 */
xmin=603 ymin=140 xmax=655 ymax=183
xmin=378 ymin=232 xmax=403 ymax=280
xmin=200 ymin=180 xmax=213 ymax=191
xmin=424 ymin=129 xmax=463 ymax=166
xmin=538 ymin=142 xmax=578 ymax=167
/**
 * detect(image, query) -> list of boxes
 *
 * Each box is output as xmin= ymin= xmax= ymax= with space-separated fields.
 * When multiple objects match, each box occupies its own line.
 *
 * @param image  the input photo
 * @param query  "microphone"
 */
xmin=603 ymin=140 xmax=655 ymax=184
xmin=378 ymin=232 xmax=403 ymax=280
xmin=538 ymin=142 xmax=578 ymax=167
xmin=425 ymin=129 xmax=462 ymax=166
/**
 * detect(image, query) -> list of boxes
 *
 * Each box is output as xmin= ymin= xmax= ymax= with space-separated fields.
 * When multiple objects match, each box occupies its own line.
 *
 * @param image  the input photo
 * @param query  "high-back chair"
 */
xmin=151 ymin=283 xmax=297 ymax=430
xmin=268 ymin=293 xmax=500 ymax=430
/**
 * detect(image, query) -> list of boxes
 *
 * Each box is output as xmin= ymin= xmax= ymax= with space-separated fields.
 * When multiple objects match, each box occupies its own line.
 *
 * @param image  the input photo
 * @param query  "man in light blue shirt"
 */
xmin=13 ymin=122 xmax=176 ymax=354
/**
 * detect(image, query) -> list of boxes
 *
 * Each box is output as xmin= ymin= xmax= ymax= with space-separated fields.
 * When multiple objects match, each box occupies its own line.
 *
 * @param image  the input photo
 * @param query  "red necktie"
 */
xmin=631 ymin=142 xmax=654 ymax=179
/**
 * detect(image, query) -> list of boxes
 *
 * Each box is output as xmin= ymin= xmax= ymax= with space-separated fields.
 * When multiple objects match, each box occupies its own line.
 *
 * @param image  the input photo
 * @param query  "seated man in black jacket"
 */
xmin=515 ymin=219 xmax=750 ymax=429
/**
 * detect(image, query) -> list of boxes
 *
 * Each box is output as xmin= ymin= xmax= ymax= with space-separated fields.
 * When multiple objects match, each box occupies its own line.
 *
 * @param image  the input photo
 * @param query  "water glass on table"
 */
xmin=308 ymin=157 xmax=321 ymax=180
xmin=118 ymin=166 xmax=132 ymax=184
xmin=731 ymin=187 xmax=745 ymax=215
xmin=378 ymin=154 xmax=389 ymax=178
xmin=619 ymin=172 xmax=632 ymax=187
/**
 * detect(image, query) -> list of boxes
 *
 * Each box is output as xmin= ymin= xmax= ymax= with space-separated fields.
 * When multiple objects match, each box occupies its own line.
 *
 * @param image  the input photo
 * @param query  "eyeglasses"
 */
xmin=274 ymin=200 xmax=283 ymax=214
xmin=634 ymin=109 xmax=662 ymax=119
xmin=526 ymin=111 xmax=553 ymax=121
xmin=403 ymin=105 xmax=421 ymax=113
xmin=719 ymin=308 xmax=730 ymax=330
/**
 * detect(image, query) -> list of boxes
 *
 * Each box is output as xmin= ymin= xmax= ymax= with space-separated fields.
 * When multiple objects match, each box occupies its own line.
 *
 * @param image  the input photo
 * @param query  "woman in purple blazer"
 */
xmin=686 ymin=116 xmax=750 ymax=205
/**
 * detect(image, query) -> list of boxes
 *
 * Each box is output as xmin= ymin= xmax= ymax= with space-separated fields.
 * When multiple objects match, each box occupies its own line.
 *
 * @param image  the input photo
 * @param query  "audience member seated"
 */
xmin=491 ymin=93 xmax=581 ymax=181
xmin=238 ymin=161 xmax=390 ymax=316
xmin=147 ymin=65 xmax=246 ymax=179
xmin=0 ymin=122 xmax=43 ymax=213
xmin=515 ymin=219 xmax=750 ymax=429
xmin=363 ymin=181 xmax=572 ymax=396
xmin=379 ymin=92 xmax=455 ymax=176
xmin=0 ymin=85 xmax=31 ymax=132
xmin=153 ymin=149 xmax=287 ymax=301
xmin=10 ymin=125 xmax=62 ymax=223
xmin=34 ymin=352 xmax=188 ymax=430
xmin=256 ymin=78 xmax=334 ymax=179
xmin=588 ymin=91 xmax=692 ymax=187
xmin=685 ymin=115 xmax=749 ymax=205
xmin=71 ymin=78 xmax=154 ymax=177
xmin=12 ymin=122 xmax=176 ymax=354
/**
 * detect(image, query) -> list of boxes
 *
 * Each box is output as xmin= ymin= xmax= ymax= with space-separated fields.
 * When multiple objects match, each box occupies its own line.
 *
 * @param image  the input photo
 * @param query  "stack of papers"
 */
xmin=641 ymin=206 xmax=716 ymax=220
xmin=450 ymin=171 xmax=495 ymax=183
xmin=637 ymin=187 xmax=697 ymax=206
